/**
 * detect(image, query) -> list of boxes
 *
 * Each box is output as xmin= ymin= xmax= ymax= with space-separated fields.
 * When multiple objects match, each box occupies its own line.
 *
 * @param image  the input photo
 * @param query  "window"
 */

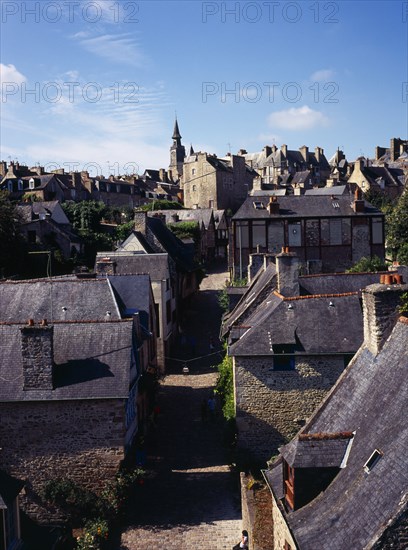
xmin=273 ymin=345 xmax=295 ymax=370
xmin=29 ymin=178 xmax=35 ymax=189
xmin=192 ymin=184 xmax=196 ymax=192
xmin=372 ymin=218 xmax=383 ymax=244
xmin=166 ymin=299 xmax=171 ymax=324
xmin=236 ymin=222 xmax=249 ymax=247
xmin=364 ymin=449 xmax=383 ymax=473
xmin=305 ymin=219 xmax=319 ymax=247
xmin=329 ymin=219 xmax=342 ymax=245
xmin=154 ymin=303 xmax=160 ymax=337
xmin=209 ymin=199 xmax=214 ymax=208
xmin=252 ymin=221 xmax=266 ymax=248
xmin=192 ymin=168 xmax=196 ymax=175
xmin=288 ymin=222 xmax=301 ymax=247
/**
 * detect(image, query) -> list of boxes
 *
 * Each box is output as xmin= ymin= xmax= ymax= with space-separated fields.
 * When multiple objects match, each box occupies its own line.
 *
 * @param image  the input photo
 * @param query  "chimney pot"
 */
xmin=28 ymin=319 xmax=34 ymax=326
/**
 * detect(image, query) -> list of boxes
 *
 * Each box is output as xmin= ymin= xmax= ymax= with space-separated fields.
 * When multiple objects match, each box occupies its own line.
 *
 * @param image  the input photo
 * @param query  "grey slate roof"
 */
xmin=222 ymin=262 xmax=277 ymax=337
xmin=107 ymin=274 xmax=151 ymax=321
xmin=229 ymin=293 xmax=363 ymax=356
xmin=299 ymin=271 xmax=388 ymax=296
xmin=304 ymin=185 xmax=348 ymax=195
xmin=280 ymin=433 xmax=354 ymax=468
xmin=233 ymin=195 xmax=382 ymax=220
xmin=0 ymin=279 xmax=121 ymax=322
xmin=0 ymin=320 xmax=133 ymax=401
xmin=95 ymin=252 xmax=170 ymax=281
xmin=148 ymin=208 xmax=214 ymax=230
xmin=265 ymin=317 xmax=408 ymax=550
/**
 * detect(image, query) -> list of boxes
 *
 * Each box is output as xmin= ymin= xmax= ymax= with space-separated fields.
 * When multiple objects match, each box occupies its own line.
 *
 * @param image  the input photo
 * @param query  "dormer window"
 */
xmin=29 ymin=178 xmax=35 ymax=189
xmin=18 ymin=179 xmax=23 ymax=191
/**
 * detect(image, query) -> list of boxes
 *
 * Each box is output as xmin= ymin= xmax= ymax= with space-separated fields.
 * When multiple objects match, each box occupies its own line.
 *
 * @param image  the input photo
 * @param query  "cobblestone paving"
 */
xmin=119 ymin=264 xmax=242 ymax=549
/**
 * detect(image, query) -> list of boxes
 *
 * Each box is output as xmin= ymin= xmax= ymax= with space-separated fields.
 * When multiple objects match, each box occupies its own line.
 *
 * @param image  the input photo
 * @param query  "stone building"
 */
xmin=264 ymin=281 xmax=408 ymax=549
xmin=183 ymin=152 xmax=256 ymax=212
xmin=230 ymin=191 xmax=385 ymax=278
xmin=239 ymin=144 xmax=331 ymax=188
xmin=0 ymin=275 xmax=157 ymax=523
xmin=348 ymin=157 xmax=404 ymax=199
xmin=224 ymin=250 xmax=401 ymax=462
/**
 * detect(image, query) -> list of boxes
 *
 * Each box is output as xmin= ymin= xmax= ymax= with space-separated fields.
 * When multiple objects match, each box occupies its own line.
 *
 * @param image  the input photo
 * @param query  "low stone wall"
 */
xmin=0 ymin=399 xmax=126 ymax=523
xmin=234 ymin=355 xmax=345 ymax=462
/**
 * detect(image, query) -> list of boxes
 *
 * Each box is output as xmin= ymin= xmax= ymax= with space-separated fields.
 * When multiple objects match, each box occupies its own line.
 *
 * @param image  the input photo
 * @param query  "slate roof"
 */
xmin=107 ymin=274 xmax=151 ymax=322
xmin=291 ymin=171 xmax=312 ymax=185
xmin=0 ymin=320 xmax=133 ymax=401
xmin=304 ymin=185 xmax=348 ymax=195
xmin=229 ymin=293 xmax=363 ymax=356
xmin=299 ymin=271 xmax=388 ymax=296
xmin=265 ymin=317 xmax=408 ymax=550
xmin=222 ymin=262 xmax=277 ymax=337
xmin=95 ymin=252 xmax=170 ymax=281
xmin=280 ymin=433 xmax=354 ymax=468
xmin=0 ymin=279 xmax=121 ymax=322
xmin=250 ymin=189 xmax=287 ymax=197
xmin=362 ymin=166 xmax=402 ymax=188
xmin=233 ymin=195 xmax=382 ymax=220
xmin=18 ymin=200 xmax=65 ymax=223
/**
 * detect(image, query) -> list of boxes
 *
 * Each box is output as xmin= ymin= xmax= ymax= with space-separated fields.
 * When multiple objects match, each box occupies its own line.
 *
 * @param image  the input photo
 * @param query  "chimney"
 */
xmin=276 ymin=248 xmax=300 ymax=296
xmin=315 ymin=146 xmax=323 ymax=162
xmin=263 ymin=145 xmax=272 ymax=157
xmin=272 ymin=144 xmax=277 ymax=153
xmin=159 ymin=168 xmax=167 ymax=182
xmin=300 ymin=146 xmax=309 ymax=163
xmin=267 ymin=195 xmax=280 ymax=215
xmin=353 ymin=188 xmax=365 ymax=213
xmin=134 ymin=210 xmax=148 ymax=234
xmin=293 ymin=185 xmax=302 ymax=196
xmin=20 ymin=321 xmax=54 ymax=390
xmin=281 ymin=144 xmax=288 ymax=156
xmin=95 ymin=256 xmax=116 ymax=275
xmin=248 ymin=249 xmax=264 ymax=283
xmin=362 ymin=282 xmax=408 ymax=355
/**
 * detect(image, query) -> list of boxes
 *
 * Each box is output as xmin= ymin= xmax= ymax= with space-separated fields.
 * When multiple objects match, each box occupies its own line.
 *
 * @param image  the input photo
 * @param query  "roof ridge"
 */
xmin=299 ymin=270 xmax=394 ymax=279
xmin=273 ymin=290 xmax=359 ymax=301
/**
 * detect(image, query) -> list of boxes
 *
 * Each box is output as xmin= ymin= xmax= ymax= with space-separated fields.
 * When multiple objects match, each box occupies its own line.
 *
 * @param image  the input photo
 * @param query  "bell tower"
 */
xmin=169 ymin=118 xmax=186 ymax=180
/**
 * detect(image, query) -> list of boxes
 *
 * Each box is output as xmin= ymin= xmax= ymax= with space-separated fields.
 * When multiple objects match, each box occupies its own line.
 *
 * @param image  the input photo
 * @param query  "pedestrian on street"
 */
xmin=233 ymin=529 xmax=249 ymax=550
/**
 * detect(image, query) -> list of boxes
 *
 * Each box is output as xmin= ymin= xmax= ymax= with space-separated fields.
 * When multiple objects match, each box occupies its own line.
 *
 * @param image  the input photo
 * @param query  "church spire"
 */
xmin=172 ymin=118 xmax=182 ymax=140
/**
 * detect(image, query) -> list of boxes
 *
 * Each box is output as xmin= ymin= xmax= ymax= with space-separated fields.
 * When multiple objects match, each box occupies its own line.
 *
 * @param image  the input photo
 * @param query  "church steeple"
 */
xmin=172 ymin=118 xmax=182 ymax=142
xmin=169 ymin=117 xmax=185 ymax=180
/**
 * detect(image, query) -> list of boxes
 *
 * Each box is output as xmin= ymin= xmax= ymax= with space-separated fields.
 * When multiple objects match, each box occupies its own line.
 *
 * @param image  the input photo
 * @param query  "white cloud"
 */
xmin=0 ymin=63 xmax=27 ymax=85
xmin=76 ymin=33 xmax=148 ymax=67
xmin=268 ymin=106 xmax=329 ymax=130
xmin=310 ymin=69 xmax=335 ymax=82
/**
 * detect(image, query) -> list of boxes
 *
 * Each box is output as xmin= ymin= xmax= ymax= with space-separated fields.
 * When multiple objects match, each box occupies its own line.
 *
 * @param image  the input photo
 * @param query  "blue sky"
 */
xmin=1 ymin=0 xmax=407 ymax=176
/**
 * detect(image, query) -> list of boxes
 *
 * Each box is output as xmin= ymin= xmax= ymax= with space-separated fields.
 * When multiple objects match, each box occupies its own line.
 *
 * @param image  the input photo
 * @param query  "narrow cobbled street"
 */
xmin=119 ymin=262 xmax=242 ymax=549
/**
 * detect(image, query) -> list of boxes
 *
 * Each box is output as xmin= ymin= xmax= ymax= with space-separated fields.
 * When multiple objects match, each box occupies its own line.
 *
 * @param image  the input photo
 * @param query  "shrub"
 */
xmin=346 ymin=255 xmax=387 ymax=273
xmin=215 ymin=347 xmax=235 ymax=421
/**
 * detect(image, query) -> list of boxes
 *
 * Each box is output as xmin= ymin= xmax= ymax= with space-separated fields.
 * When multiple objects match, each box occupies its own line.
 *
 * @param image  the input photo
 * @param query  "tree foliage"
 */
xmin=0 ymin=191 xmax=25 ymax=276
xmin=386 ymin=190 xmax=408 ymax=262
xmin=138 ymin=200 xmax=183 ymax=211
xmin=215 ymin=347 xmax=235 ymax=421
xmin=346 ymin=255 xmax=388 ymax=273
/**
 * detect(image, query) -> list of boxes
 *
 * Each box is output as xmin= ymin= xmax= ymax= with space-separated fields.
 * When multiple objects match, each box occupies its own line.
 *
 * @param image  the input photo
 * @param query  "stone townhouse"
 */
xmin=225 ymin=249 xmax=401 ymax=462
xmin=147 ymin=208 xmax=218 ymax=263
xmin=183 ymin=152 xmax=256 ymax=212
xmin=17 ymin=201 xmax=82 ymax=260
xmin=239 ymin=144 xmax=331 ymax=188
xmin=0 ymin=275 xmax=157 ymax=523
xmin=348 ymin=157 xmax=404 ymax=200
xmin=95 ymin=252 xmax=175 ymax=373
xmin=231 ymin=190 xmax=385 ymax=278
xmin=264 ymin=282 xmax=408 ymax=550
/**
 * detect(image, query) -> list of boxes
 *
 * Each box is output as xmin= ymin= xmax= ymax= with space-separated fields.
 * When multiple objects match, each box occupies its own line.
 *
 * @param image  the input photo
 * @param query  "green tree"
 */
xmin=215 ymin=347 xmax=235 ymax=421
xmin=138 ymin=200 xmax=183 ymax=211
xmin=387 ymin=190 xmax=408 ymax=262
xmin=0 ymin=191 xmax=25 ymax=276
xmin=346 ymin=255 xmax=388 ymax=273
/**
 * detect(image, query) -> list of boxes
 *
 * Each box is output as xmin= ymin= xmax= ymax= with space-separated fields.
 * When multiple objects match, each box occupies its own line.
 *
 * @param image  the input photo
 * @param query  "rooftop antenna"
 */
xmin=227 ymin=142 xmax=231 ymax=154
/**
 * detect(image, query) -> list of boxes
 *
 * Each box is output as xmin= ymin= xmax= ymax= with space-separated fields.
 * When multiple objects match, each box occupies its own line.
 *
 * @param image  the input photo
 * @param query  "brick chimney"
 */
xmin=263 ymin=145 xmax=272 ymax=157
xmin=281 ymin=144 xmax=288 ymax=156
xmin=267 ymin=196 xmax=280 ymax=215
xmin=353 ymin=188 xmax=365 ymax=213
xmin=20 ymin=320 xmax=54 ymax=391
xmin=362 ymin=282 xmax=408 ymax=355
xmin=276 ymin=248 xmax=300 ymax=297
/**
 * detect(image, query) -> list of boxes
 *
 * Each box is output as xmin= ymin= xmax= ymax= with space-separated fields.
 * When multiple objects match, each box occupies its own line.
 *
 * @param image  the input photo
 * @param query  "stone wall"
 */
xmin=0 ymin=399 xmax=125 ymax=524
xmin=234 ymin=355 xmax=345 ymax=462
xmin=271 ymin=490 xmax=296 ymax=550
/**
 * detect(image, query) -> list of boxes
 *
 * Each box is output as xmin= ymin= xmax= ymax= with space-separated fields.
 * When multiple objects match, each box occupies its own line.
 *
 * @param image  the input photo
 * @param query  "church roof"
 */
xmin=172 ymin=118 xmax=181 ymax=140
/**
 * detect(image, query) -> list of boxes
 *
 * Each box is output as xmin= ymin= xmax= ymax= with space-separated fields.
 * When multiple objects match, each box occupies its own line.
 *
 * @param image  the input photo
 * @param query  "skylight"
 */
xmin=364 ymin=449 xmax=383 ymax=473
